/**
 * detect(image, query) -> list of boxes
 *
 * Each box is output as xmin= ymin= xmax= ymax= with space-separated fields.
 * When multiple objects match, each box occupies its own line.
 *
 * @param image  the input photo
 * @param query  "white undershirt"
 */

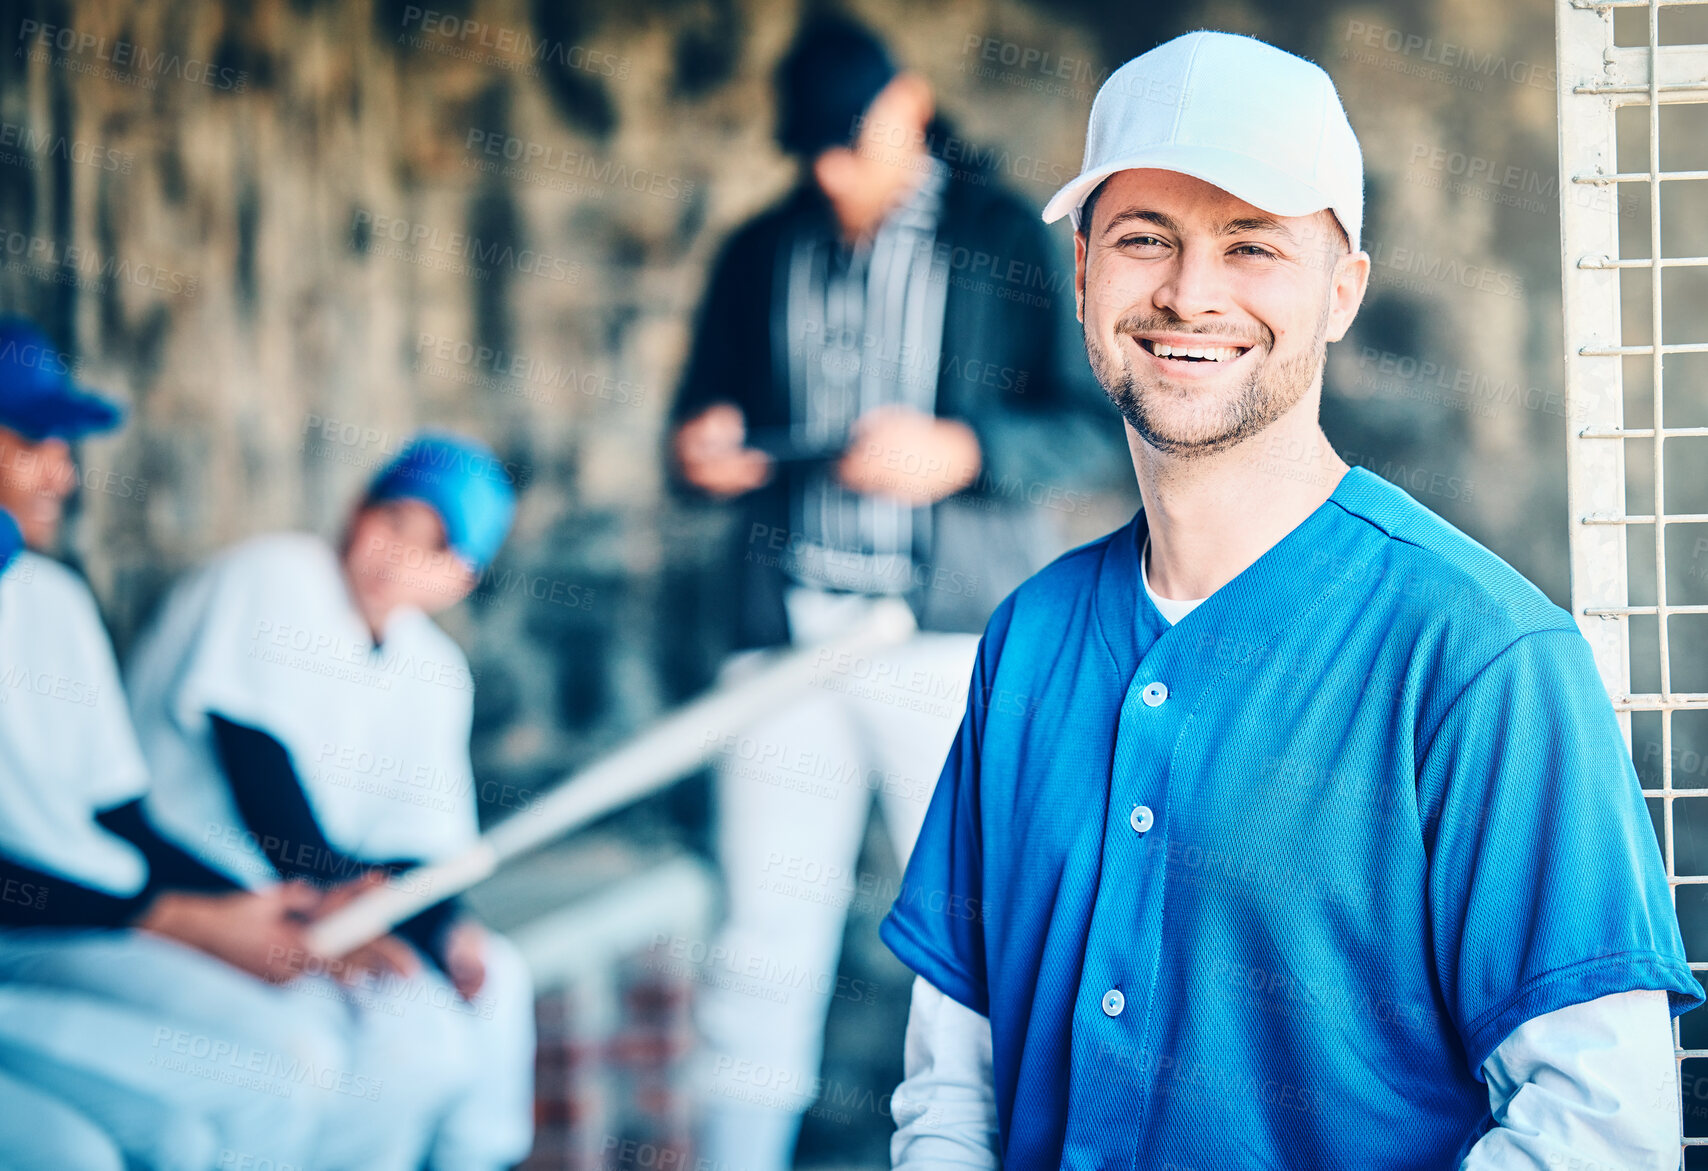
xmin=1140 ymin=535 xmax=1207 ymax=625
xmin=890 ymin=537 xmax=1683 ymax=1167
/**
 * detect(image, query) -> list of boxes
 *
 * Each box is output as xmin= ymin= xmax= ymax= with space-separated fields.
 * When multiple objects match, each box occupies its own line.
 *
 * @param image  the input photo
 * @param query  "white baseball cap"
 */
xmin=1042 ymin=31 xmax=1364 ymax=252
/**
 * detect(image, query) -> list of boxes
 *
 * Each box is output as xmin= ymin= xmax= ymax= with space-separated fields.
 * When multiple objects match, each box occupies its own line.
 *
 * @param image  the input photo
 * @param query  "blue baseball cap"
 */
xmin=0 ymin=318 xmax=124 ymax=441
xmin=364 ymin=431 xmax=518 ymax=571
xmin=0 ymin=508 xmax=21 ymax=573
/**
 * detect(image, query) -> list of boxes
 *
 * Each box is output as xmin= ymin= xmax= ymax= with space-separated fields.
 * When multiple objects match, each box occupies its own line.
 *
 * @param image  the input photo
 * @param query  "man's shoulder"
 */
xmin=212 ymin=531 xmax=336 ymax=573
xmin=0 ymin=552 xmax=124 ymax=680
xmin=3 ymin=550 xmax=99 ymax=617
xmin=187 ymin=532 xmax=343 ymax=615
xmin=941 ymin=165 xmax=1043 ymax=241
xmin=981 ymin=520 xmax=1127 ymax=648
xmin=1020 ymin=525 xmax=1121 ymax=597
xmin=715 ymin=189 xmax=819 ymax=261
xmin=1328 ymin=468 xmax=1575 ymax=643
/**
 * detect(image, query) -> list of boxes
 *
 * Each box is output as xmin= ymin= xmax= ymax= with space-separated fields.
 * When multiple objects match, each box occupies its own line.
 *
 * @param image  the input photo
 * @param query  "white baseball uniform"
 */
xmin=0 ymin=550 xmax=328 ymax=1170
xmin=126 ymin=532 xmax=533 ymax=1171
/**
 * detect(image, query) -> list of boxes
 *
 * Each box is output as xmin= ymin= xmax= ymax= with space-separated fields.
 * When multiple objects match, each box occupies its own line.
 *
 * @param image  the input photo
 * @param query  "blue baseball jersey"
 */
xmin=881 ymin=467 xmax=1698 ymax=1168
xmin=0 ymin=509 xmax=19 ymax=571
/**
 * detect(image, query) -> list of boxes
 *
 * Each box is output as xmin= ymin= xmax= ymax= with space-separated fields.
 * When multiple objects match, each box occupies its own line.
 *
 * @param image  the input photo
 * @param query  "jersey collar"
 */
xmin=1093 ymin=467 xmax=1389 ymax=685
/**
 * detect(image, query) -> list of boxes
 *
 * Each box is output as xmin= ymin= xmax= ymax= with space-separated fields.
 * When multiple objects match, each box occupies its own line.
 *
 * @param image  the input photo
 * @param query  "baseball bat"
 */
xmin=306 ymin=596 xmax=919 ymax=957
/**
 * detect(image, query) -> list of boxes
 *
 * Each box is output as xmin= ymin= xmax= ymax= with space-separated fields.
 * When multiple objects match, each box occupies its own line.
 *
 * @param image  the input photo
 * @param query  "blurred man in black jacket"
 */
xmin=669 ymin=17 xmax=1106 ymax=1168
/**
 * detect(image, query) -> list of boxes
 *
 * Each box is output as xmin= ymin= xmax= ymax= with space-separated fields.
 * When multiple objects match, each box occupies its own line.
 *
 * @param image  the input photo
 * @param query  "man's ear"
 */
xmin=1324 ymin=248 xmax=1371 ymax=344
xmin=1073 ymin=229 xmax=1088 ymax=324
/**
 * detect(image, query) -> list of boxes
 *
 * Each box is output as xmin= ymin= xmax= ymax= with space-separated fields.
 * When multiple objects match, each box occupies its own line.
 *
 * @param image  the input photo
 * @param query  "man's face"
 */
xmin=810 ymin=74 xmax=933 ymax=240
xmin=0 ymin=425 xmax=76 ymax=549
xmin=343 ymin=498 xmax=476 ymax=623
xmin=1074 ymin=169 xmax=1369 ymax=458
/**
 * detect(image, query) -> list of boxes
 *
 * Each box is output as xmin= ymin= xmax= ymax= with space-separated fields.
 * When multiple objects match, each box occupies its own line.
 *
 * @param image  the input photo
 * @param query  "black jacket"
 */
xmin=673 ymin=158 xmax=1109 ymax=649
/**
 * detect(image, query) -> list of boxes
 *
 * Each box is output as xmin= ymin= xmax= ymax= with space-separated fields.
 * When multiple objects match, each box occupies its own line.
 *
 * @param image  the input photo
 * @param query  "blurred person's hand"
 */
xmin=442 ymin=919 xmax=488 ymax=1000
xmin=136 ymin=882 xmax=322 ymax=984
xmin=837 ymin=406 xmax=981 ymax=504
xmin=332 ymin=935 xmax=420 ymax=984
xmin=312 ymin=870 xmax=421 ymax=985
xmin=673 ymin=404 xmax=774 ymax=498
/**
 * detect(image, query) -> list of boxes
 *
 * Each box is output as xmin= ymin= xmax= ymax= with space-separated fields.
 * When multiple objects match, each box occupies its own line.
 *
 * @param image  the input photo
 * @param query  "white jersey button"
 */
xmin=1130 ymin=805 xmax=1154 ymax=834
xmin=1142 ymin=681 xmax=1168 ymax=706
xmin=1102 ymin=989 xmax=1125 ymax=1017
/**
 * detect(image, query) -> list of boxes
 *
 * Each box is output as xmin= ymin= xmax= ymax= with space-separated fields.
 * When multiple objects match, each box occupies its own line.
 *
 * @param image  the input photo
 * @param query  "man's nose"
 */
xmin=1151 ymin=244 xmax=1232 ymax=321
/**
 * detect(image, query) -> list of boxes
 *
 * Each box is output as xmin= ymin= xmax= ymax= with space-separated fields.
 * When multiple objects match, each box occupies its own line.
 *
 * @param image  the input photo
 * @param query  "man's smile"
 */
xmin=1127 ymin=331 xmax=1259 ymax=377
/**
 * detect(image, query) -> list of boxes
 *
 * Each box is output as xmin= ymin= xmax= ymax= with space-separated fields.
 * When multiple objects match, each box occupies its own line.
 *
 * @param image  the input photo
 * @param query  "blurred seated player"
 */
xmin=126 ymin=430 xmax=534 ymax=1171
xmin=0 ymin=508 xmax=134 ymax=1171
xmin=0 ymin=319 xmax=343 ymax=1170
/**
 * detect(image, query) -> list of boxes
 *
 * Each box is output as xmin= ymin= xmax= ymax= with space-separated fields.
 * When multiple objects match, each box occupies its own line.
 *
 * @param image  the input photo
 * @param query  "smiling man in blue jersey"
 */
xmin=879 ymin=31 xmax=1696 ymax=1169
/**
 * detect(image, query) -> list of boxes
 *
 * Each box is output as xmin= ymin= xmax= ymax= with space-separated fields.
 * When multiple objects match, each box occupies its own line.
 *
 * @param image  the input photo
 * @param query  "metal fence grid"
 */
xmin=1556 ymin=0 xmax=1708 ymax=1154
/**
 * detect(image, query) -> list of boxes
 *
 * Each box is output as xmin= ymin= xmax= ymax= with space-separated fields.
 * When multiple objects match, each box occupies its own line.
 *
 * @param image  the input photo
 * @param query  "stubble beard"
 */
xmin=1086 ymin=302 xmax=1330 ymax=458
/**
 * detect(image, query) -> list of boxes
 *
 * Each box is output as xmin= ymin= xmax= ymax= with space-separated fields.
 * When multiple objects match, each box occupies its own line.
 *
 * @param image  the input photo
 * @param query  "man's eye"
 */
xmin=1231 ymin=244 xmax=1277 ymax=258
xmin=1116 ymin=235 xmax=1167 ymax=249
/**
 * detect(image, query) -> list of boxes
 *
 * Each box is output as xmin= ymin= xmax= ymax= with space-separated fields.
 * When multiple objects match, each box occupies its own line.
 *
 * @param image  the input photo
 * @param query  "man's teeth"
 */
xmin=1151 ymin=342 xmax=1241 ymax=362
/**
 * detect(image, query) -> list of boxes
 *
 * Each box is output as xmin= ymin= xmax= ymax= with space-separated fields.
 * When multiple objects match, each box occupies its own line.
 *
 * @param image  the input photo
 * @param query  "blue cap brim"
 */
xmin=2 ymin=386 xmax=125 ymax=442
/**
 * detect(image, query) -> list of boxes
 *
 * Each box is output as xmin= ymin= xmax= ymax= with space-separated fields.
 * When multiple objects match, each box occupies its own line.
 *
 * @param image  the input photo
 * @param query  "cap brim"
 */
xmin=41 ymin=388 xmax=125 ymax=441
xmin=1041 ymin=145 xmax=1335 ymax=231
xmin=1 ymin=386 xmax=125 ymax=442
